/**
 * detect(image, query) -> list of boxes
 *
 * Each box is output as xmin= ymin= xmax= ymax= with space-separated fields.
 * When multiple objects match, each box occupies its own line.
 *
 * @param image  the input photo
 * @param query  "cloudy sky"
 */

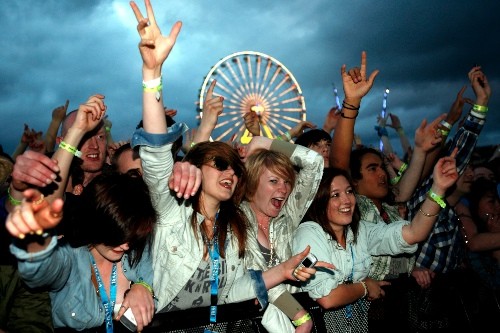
xmin=1 ymin=0 xmax=499 ymax=158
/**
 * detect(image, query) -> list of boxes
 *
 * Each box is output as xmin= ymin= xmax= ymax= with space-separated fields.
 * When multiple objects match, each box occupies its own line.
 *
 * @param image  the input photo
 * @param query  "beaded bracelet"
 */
xmin=418 ymin=207 xmax=440 ymax=218
xmin=292 ymin=312 xmax=312 ymax=327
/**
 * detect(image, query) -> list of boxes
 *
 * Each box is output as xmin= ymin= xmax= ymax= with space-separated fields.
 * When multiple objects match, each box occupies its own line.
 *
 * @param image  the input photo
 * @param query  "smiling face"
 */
xmin=327 ymin=175 xmax=356 ymax=230
xmin=250 ymin=167 xmax=292 ymax=218
xmin=352 ymin=152 xmax=388 ymax=205
xmin=79 ymin=125 xmax=107 ymax=173
xmin=201 ymin=156 xmax=240 ymax=204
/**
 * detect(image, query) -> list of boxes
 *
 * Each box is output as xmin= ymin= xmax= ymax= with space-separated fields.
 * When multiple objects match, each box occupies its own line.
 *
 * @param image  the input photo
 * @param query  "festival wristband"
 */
xmin=427 ymin=189 xmax=446 ymax=208
xmin=472 ymin=104 xmax=488 ymax=113
xmin=292 ymin=312 xmax=312 ymax=327
xmin=59 ymin=141 xmax=82 ymax=158
xmin=7 ymin=187 xmax=22 ymax=206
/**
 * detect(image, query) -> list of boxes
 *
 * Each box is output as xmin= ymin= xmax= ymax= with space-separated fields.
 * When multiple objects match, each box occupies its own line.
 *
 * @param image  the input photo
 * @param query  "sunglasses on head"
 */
xmin=208 ymin=156 xmax=242 ymax=178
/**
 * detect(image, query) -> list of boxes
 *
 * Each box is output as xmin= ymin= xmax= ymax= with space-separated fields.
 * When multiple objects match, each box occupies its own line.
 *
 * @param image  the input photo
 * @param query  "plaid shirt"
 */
xmin=407 ymin=110 xmax=485 ymax=273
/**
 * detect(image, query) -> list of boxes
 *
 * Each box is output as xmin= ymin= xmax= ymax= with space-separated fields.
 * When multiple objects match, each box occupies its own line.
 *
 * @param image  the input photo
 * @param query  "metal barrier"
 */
xmin=143 ymin=292 xmax=326 ymax=333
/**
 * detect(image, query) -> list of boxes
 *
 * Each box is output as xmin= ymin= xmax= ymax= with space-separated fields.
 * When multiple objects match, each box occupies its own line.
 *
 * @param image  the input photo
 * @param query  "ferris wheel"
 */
xmin=198 ymin=51 xmax=306 ymax=144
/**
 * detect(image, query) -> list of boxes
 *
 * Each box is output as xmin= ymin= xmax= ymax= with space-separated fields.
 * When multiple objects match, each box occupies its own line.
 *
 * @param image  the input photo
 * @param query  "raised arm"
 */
xmin=386 ymin=113 xmax=412 ymax=158
xmin=48 ymin=95 xmax=107 ymax=201
xmin=394 ymin=114 xmax=445 ymax=202
xmin=193 ymin=79 xmax=224 ymax=143
xmin=402 ymin=152 xmax=458 ymax=244
xmin=329 ymin=51 xmax=379 ymax=170
xmin=130 ymin=0 xmax=182 ymax=134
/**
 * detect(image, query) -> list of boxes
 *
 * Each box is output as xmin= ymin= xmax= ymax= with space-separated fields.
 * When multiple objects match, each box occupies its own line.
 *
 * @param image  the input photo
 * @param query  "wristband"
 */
xmin=390 ymin=176 xmax=401 ymax=185
xmin=427 ymin=189 xmax=446 ymax=208
xmin=281 ymin=131 xmax=292 ymax=141
xmin=59 ymin=141 xmax=82 ymax=158
xmin=292 ymin=312 xmax=311 ymax=327
xmin=133 ymin=280 xmax=155 ymax=297
xmin=142 ymin=76 xmax=163 ymax=101
xmin=438 ymin=128 xmax=449 ymax=137
xmin=470 ymin=110 xmax=486 ymax=119
xmin=398 ymin=162 xmax=408 ymax=176
xmin=7 ymin=187 xmax=22 ymax=206
xmin=439 ymin=120 xmax=452 ymax=130
xmin=472 ymin=104 xmax=488 ymax=113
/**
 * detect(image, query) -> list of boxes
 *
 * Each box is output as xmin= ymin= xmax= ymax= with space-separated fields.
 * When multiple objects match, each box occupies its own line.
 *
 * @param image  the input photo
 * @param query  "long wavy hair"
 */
xmin=183 ymin=141 xmax=248 ymax=258
xmin=304 ymin=168 xmax=361 ymax=243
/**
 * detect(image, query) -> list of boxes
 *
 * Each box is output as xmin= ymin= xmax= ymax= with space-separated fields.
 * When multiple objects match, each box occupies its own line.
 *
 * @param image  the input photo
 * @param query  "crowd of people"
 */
xmin=1 ymin=0 xmax=499 ymax=332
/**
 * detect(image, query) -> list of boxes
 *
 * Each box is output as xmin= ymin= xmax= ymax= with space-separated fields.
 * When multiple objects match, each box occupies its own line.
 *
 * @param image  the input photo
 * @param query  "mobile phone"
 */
xmin=296 ymin=253 xmax=318 ymax=270
xmin=119 ymin=308 xmax=137 ymax=332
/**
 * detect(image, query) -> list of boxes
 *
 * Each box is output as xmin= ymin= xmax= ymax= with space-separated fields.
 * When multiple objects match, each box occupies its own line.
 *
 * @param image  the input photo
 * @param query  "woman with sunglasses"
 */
xmin=129 ymin=0 xmax=332 ymax=325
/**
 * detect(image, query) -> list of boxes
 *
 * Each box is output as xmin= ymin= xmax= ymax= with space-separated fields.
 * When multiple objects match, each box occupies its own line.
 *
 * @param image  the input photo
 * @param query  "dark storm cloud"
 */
xmin=1 ymin=0 xmax=498 ymax=158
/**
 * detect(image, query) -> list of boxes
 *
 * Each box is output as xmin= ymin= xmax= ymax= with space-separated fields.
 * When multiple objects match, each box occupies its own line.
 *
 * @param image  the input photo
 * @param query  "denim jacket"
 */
xmin=10 ymin=237 xmax=153 ymax=330
xmin=132 ymin=125 xmax=267 ymax=312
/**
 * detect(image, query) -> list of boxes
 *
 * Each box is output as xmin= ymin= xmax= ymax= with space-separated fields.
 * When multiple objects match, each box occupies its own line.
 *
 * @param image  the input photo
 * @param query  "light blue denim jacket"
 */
xmin=131 ymin=124 xmax=268 ymax=312
xmin=292 ymin=220 xmax=416 ymax=300
xmin=10 ymin=237 xmax=154 ymax=330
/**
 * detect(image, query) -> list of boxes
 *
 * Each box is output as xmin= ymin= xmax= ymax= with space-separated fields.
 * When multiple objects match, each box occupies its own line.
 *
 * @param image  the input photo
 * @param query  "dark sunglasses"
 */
xmin=207 ymin=156 xmax=242 ymax=178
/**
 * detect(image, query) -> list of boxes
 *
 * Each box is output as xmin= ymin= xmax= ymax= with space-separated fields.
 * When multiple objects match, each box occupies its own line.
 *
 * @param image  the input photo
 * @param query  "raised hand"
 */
xmin=5 ymin=189 xmax=63 ymax=239
xmin=322 ymin=106 xmax=341 ymax=133
xmin=341 ymin=51 xmax=379 ymax=104
xmin=200 ymin=80 xmax=224 ymax=133
xmin=72 ymin=94 xmax=107 ymax=134
xmin=52 ymin=100 xmax=69 ymax=122
xmin=386 ymin=113 xmax=402 ymax=130
xmin=130 ymin=0 xmax=182 ymax=75
xmin=288 ymin=120 xmax=316 ymax=139
xmin=468 ymin=66 xmax=491 ymax=104
xmin=431 ymin=148 xmax=459 ymax=195
xmin=446 ymin=85 xmax=471 ymax=126
xmin=243 ymin=111 xmax=261 ymax=137
xmin=414 ymin=114 xmax=446 ymax=152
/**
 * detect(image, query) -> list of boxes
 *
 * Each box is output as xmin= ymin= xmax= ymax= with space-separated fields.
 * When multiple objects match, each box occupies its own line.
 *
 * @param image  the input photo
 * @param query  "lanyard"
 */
xmin=208 ymin=211 xmax=220 ymax=324
xmin=90 ymin=252 xmax=117 ymax=333
xmin=345 ymin=244 xmax=355 ymax=320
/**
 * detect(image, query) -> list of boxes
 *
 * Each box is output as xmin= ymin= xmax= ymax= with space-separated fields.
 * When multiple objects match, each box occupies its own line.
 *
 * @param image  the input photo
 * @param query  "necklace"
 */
xmin=262 ymin=222 xmax=280 ymax=267
xmin=202 ymin=212 xmax=219 ymax=248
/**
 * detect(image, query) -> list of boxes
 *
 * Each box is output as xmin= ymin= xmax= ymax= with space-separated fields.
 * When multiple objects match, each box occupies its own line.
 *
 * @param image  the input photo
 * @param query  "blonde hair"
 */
xmin=245 ymin=149 xmax=296 ymax=201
